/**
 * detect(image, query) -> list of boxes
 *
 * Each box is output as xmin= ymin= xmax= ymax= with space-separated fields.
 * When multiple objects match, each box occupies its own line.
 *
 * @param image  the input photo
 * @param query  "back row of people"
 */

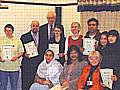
xmin=0 ymin=10 xmax=120 ymax=90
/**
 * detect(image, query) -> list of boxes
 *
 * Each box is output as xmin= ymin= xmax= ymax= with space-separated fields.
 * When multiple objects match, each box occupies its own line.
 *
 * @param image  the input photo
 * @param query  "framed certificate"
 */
xmin=24 ymin=41 xmax=38 ymax=58
xmin=83 ymin=38 xmax=95 ymax=55
xmin=49 ymin=44 xmax=59 ymax=59
xmin=100 ymin=69 xmax=113 ymax=89
xmin=2 ymin=45 xmax=12 ymax=61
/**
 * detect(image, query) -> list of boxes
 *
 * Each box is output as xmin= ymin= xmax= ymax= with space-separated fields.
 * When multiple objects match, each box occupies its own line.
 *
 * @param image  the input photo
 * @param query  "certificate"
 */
xmin=49 ymin=44 xmax=59 ymax=59
xmin=2 ymin=45 xmax=12 ymax=61
xmin=50 ymin=84 xmax=68 ymax=90
xmin=24 ymin=41 xmax=38 ymax=58
xmin=100 ymin=69 xmax=113 ymax=89
xmin=83 ymin=38 xmax=95 ymax=55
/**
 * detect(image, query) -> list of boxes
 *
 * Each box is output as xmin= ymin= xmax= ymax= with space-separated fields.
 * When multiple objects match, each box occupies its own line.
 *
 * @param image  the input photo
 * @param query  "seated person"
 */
xmin=29 ymin=49 xmax=63 ymax=90
xmin=78 ymin=51 xmax=104 ymax=90
xmin=60 ymin=45 xmax=88 ymax=90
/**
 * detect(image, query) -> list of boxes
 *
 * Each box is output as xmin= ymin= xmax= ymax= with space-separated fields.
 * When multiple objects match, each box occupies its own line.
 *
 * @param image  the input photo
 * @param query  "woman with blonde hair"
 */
xmin=78 ymin=51 xmax=104 ymax=90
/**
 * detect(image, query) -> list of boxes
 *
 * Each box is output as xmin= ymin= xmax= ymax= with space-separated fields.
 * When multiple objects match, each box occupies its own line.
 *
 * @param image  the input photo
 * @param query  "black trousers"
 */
xmin=21 ymin=58 xmax=41 ymax=90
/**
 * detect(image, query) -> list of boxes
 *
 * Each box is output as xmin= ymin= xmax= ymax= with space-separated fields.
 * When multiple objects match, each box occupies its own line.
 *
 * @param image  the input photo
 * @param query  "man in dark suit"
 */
xmin=39 ymin=11 xmax=65 ymax=42
xmin=20 ymin=20 xmax=48 ymax=90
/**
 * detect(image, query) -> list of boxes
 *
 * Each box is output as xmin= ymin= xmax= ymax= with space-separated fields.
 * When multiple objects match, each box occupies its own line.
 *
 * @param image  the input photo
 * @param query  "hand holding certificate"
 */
xmin=83 ymin=38 xmax=95 ymax=55
xmin=100 ymin=69 xmax=113 ymax=89
xmin=49 ymin=44 xmax=59 ymax=59
xmin=24 ymin=41 xmax=38 ymax=58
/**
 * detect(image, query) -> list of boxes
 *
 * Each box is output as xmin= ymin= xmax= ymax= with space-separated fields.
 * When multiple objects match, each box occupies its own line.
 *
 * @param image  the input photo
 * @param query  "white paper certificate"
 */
xmin=24 ymin=41 xmax=38 ymax=58
xmin=100 ymin=69 xmax=113 ymax=89
xmin=50 ymin=84 xmax=68 ymax=90
xmin=2 ymin=45 xmax=12 ymax=61
xmin=49 ymin=44 xmax=59 ymax=59
xmin=83 ymin=38 xmax=95 ymax=55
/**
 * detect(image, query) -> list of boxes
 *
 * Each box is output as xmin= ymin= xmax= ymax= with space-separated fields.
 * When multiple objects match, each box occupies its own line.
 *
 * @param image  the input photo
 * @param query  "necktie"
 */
xmin=33 ymin=33 xmax=37 ymax=47
xmin=50 ymin=24 xmax=54 ymax=40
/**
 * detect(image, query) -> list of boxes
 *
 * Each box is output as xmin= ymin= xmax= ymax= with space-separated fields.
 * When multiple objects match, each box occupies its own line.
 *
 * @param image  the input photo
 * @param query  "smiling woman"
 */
xmin=78 ymin=51 xmax=104 ymax=90
xmin=29 ymin=49 xmax=63 ymax=90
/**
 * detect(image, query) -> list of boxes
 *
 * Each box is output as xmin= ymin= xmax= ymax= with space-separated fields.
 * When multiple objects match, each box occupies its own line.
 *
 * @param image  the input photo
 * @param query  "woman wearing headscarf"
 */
xmin=29 ymin=49 xmax=63 ymax=90
xmin=100 ymin=30 xmax=120 ymax=90
xmin=97 ymin=31 xmax=108 ymax=55
xmin=60 ymin=45 xmax=88 ymax=90
xmin=78 ymin=51 xmax=104 ymax=90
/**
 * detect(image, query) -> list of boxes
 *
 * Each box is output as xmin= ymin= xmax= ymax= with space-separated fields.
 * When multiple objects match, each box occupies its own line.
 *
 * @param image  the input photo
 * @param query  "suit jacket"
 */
xmin=20 ymin=30 xmax=48 ymax=66
xmin=39 ymin=23 xmax=65 ymax=42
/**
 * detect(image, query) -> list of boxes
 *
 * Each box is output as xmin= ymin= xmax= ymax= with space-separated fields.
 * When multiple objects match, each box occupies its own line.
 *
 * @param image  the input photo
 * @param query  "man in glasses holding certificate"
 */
xmin=0 ymin=24 xmax=24 ymax=90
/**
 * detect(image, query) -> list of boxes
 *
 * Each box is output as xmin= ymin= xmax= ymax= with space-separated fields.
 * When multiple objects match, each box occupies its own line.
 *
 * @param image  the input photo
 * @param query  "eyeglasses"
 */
xmin=88 ymin=24 xmax=96 ymax=26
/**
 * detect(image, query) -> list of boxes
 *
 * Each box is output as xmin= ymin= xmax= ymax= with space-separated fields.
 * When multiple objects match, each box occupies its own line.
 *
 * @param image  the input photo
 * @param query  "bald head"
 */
xmin=31 ymin=20 xmax=39 ymax=33
xmin=47 ymin=11 xmax=56 ymax=25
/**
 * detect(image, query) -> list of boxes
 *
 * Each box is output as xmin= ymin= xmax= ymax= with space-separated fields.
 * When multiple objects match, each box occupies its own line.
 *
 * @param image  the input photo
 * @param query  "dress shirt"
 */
xmin=31 ymin=31 xmax=39 ymax=47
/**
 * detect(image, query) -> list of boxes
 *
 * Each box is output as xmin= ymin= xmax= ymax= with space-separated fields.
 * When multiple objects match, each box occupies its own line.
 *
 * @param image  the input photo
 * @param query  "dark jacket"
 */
xmin=85 ymin=30 xmax=101 ymax=41
xmin=20 ymin=30 xmax=48 ymax=90
xmin=100 ymin=30 xmax=120 ymax=90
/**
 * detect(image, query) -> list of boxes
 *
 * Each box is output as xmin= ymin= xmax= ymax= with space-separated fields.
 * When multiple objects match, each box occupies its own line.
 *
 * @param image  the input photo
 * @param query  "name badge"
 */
xmin=87 ymin=80 xmax=93 ymax=86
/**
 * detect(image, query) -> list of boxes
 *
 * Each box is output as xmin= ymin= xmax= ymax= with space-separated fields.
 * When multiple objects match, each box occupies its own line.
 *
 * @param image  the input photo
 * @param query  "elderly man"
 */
xmin=39 ymin=11 xmax=65 ymax=42
xmin=20 ymin=20 xmax=48 ymax=90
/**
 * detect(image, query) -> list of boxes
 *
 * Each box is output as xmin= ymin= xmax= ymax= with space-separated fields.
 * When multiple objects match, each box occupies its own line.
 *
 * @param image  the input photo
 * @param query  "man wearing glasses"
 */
xmin=39 ymin=11 xmax=65 ymax=42
xmin=85 ymin=18 xmax=101 ymax=42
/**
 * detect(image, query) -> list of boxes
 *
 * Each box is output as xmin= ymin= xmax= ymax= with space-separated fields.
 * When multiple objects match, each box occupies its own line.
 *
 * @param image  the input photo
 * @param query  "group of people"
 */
xmin=0 ymin=10 xmax=120 ymax=90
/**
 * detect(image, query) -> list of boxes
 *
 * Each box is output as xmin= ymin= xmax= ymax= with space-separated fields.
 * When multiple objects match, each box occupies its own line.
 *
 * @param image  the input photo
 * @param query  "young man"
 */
xmin=0 ymin=24 xmax=23 ymax=90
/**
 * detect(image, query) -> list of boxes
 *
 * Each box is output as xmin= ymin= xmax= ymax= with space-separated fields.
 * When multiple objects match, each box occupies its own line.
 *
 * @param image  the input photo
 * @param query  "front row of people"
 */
xmin=28 ymin=46 xmax=118 ymax=90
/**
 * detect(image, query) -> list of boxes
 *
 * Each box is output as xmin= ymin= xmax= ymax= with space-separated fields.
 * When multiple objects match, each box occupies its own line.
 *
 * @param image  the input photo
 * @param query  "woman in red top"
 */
xmin=78 ymin=51 xmax=104 ymax=90
xmin=64 ymin=22 xmax=83 ymax=62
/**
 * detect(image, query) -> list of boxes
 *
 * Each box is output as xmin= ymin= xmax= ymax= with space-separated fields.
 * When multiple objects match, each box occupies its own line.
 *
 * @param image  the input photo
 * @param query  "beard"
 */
xmin=88 ymin=28 xmax=97 ymax=33
xmin=32 ymin=28 xmax=38 ymax=33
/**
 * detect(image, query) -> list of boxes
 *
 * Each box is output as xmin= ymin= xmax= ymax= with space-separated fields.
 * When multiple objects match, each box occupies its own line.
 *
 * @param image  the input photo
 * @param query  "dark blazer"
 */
xmin=85 ymin=30 xmax=101 ymax=41
xmin=20 ymin=30 xmax=48 ymax=90
xmin=39 ymin=23 xmax=65 ymax=41
xmin=20 ymin=30 xmax=48 ymax=63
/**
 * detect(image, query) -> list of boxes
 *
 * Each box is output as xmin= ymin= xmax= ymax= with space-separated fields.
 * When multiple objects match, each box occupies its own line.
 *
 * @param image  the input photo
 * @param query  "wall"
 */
xmin=0 ymin=2 xmax=79 ymax=38
xmin=0 ymin=3 xmax=55 ymax=37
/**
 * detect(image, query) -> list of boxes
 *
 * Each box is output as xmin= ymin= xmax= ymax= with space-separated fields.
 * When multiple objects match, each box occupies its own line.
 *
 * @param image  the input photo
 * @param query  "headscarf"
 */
xmin=108 ymin=29 xmax=119 ymax=45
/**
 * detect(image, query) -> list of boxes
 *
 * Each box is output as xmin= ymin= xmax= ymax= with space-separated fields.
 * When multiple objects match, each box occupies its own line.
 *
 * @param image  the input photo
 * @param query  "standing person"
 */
xmin=100 ymin=30 xmax=120 ymax=90
xmin=85 ymin=18 xmax=101 ymax=42
xmin=20 ymin=20 xmax=48 ymax=90
xmin=64 ymin=22 xmax=83 ymax=62
xmin=83 ymin=18 xmax=101 ymax=61
xmin=97 ymin=31 xmax=108 ymax=55
xmin=39 ymin=11 xmax=65 ymax=42
xmin=60 ymin=45 xmax=88 ymax=90
xmin=29 ymin=49 xmax=63 ymax=90
xmin=0 ymin=24 xmax=23 ymax=90
xmin=78 ymin=51 xmax=104 ymax=90
xmin=49 ymin=26 xmax=66 ymax=66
